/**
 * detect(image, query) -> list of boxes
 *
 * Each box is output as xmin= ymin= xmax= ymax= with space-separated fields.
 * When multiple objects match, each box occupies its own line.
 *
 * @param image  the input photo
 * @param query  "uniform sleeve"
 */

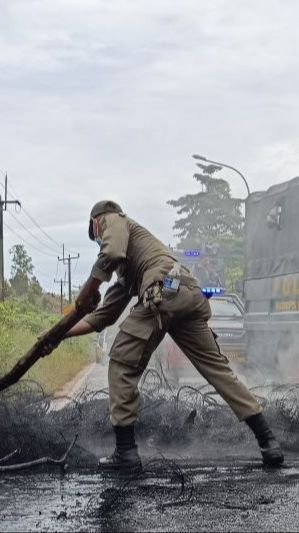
xmin=90 ymin=213 xmax=130 ymax=283
xmin=84 ymin=281 xmax=132 ymax=332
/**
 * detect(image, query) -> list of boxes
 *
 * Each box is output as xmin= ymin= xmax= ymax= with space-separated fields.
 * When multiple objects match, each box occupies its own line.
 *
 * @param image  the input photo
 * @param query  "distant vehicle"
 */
xmin=209 ymin=292 xmax=245 ymax=365
xmin=155 ymin=290 xmax=246 ymax=384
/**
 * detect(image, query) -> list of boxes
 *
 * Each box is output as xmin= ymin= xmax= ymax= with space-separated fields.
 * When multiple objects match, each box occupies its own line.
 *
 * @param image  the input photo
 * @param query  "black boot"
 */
xmin=245 ymin=413 xmax=284 ymax=467
xmin=98 ymin=425 xmax=142 ymax=474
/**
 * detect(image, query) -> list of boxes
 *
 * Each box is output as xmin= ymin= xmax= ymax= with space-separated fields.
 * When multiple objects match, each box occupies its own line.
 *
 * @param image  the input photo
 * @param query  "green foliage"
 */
xmin=168 ymin=163 xmax=245 ymax=290
xmin=167 ymin=164 xmax=244 ymax=247
xmin=26 ymin=335 xmax=93 ymax=394
xmin=0 ymin=299 xmax=54 ymax=335
xmin=0 ymin=300 xmax=95 ymax=393
xmin=0 ymin=245 xmax=90 ymax=391
xmin=9 ymin=244 xmax=34 ymax=296
xmin=27 ymin=276 xmax=43 ymax=305
xmin=6 ymin=243 xmax=65 ymax=312
xmin=3 ymin=279 xmax=13 ymax=298
xmin=8 ymin=243 xmax=45 ymax=301
xmin=224 ymin=260 xmax=245 ymax=295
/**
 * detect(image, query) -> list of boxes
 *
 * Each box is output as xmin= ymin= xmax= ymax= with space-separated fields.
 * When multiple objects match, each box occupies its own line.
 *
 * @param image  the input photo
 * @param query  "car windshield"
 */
xmin=209 ymin=298 xmax=243 ymax=318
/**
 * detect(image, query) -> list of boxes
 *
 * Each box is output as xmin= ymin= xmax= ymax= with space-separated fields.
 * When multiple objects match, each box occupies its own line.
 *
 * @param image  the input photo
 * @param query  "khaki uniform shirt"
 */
xmin=85 ymin=281 xmax=132 ymax=332
xmin=84 ymin=213 xmax=198 ymax=332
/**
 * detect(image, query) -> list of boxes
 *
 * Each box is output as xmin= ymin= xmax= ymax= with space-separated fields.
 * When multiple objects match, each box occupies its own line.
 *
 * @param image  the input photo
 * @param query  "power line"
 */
xmin=0 ymin=179 xmax=78 ymax=255
xmin=16 ymin=204 xmax=62 ymax=250
xmin=4 ymin=225 xmax=60 ymax=291
xmin=32 ymin=268 xmax=55 ymax=282
xmin=1 ymin=173 xmax=77 ymax=296
xmin=6 ymin=210 xmax=61 ymax=255
xmin=1 ymin=182 xmax=62 ymax=250
xmin=4 ymin=222 xmax=58 ymax=258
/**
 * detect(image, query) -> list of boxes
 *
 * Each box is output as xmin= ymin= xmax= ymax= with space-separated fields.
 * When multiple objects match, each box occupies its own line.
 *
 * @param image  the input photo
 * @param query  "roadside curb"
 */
xmin=51 ymin=362 xmax=96 ymax=410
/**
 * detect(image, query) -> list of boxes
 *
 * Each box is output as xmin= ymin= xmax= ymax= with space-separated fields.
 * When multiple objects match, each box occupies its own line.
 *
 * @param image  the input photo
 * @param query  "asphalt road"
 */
xmin=1 ymin=363 xmax=298 ymax=532
xmin=0 ymin=458 xmax=298 ymax=532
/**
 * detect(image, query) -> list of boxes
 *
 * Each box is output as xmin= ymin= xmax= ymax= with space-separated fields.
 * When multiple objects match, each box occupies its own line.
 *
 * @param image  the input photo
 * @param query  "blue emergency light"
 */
xmin=184 ymin=249 xmax=201 ymax=257
xmin=201 ymin=287 xmax=226 ymax=299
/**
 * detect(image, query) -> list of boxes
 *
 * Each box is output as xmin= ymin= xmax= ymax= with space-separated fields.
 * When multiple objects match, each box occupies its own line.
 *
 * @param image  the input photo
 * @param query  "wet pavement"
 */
xmin=1 ymin=365 xmax=299 ymax=531
xmin=0 ymin=457 xmax=299 ymax=532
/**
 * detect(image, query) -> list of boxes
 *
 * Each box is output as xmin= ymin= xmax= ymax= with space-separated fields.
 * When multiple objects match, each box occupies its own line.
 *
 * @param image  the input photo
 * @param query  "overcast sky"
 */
xmin=1 ymin=0 xmax=299 ymax=293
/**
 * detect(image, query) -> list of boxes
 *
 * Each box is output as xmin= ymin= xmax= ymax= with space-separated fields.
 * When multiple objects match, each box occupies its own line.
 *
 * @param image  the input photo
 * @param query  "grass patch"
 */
xmin=0 ymin=299 xmax=96 ymax=394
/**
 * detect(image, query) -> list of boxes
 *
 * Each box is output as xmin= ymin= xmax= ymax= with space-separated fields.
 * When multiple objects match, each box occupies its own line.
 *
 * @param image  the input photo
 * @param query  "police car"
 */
xmin=204 ymin=287 xmax=246 ymax=365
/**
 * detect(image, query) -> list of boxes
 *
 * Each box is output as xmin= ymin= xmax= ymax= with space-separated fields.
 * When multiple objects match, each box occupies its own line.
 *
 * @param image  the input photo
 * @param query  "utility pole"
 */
xmin=54 ymin=278 xmax=67 ymax=314
xmin=0 ymin=174 xmax=21 ymax=301
xmin=58 ymin=244 xmax=80 ymax=304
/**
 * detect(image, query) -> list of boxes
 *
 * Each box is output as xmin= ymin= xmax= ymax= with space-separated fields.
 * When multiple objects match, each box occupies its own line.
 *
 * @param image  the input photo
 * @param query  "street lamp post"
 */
xmin=192 ymin=154 xmax=250 ymax=198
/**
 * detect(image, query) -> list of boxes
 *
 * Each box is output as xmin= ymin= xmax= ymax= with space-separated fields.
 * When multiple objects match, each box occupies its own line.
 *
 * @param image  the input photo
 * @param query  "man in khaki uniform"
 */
xmin=54 ymin=200 xmax=283 ymax=472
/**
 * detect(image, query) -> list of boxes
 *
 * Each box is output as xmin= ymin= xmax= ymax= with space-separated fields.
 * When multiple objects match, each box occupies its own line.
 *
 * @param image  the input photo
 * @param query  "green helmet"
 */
xmin=88 ymin=200 xmax=123 ymax=240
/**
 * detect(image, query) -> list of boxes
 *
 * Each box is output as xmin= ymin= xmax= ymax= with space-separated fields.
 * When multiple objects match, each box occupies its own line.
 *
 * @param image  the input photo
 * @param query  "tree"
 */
xmin=9 ymin=244 xmax=34 ymax=297
xmin=28 ymin=275 xmax=43 ymax=303
xmin=167 ymin=164 xmax=245 ymax=292
xmin=3 ymin=279 xmax=13 ymax=299
xmin=167 ymin=164 xmax=244 ymax=249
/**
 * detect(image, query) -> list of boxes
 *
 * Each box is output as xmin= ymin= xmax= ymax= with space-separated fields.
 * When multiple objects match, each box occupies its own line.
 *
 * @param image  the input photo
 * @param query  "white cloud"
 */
xmin=249 ymin=139 xmax=299 ymax=191
xmin=1 ymin=0 xmax=299 ymax=291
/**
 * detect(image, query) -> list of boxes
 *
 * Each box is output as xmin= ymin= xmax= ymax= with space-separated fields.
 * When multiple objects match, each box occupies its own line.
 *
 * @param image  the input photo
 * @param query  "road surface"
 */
xmin=0 ymin=363 xmax=298 ymax=532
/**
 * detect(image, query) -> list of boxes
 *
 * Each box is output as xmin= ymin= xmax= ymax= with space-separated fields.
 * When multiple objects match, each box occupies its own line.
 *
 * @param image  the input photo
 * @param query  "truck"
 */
xmin=244 ymin=176 xmax=299 ymax=382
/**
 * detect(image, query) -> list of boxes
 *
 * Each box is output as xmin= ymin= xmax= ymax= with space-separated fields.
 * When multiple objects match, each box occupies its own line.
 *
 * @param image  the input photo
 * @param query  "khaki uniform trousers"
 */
xmin=108 ymin=285 xmax=262 ymax=426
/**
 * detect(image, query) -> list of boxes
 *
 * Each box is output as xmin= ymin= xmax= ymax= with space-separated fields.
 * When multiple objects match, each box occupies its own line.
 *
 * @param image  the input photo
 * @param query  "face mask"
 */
xmin=95 ymin=237 xmax=102 ymax=247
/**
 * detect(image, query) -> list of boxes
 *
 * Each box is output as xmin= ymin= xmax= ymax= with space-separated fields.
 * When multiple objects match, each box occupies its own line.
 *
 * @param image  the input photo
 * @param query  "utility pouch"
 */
xmin=142 ymin=281 xmax=163 ymax=309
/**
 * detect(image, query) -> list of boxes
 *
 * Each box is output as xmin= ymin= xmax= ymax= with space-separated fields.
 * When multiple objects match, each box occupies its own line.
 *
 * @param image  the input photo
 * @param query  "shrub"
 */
xmin=0 ymin=299 xmax=95 ymax=393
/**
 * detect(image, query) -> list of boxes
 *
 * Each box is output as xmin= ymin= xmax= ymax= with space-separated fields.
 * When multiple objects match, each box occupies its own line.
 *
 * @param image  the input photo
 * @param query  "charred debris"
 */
xmin=0 ymin=368 xmax=298 ymax=472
